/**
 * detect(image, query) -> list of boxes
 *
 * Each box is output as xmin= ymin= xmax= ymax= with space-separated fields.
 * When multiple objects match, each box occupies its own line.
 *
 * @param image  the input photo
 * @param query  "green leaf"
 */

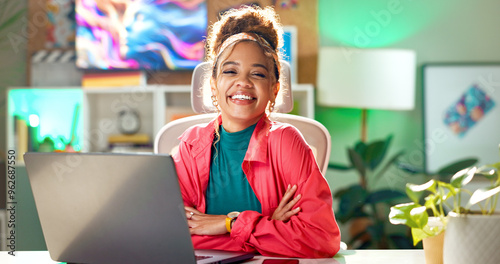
xmin=366 ymin=189 xmax=406 ymax=204
xmin=389 ymin=203 xmax=427 ymax=229
xmin=410 ymin=206 xmax=429 ymax=228
xmin=406 ymin=180 xmax=436 ymax=203
xmin=366 ymin=222 xmax=384 ymax=241
xmin=424 ymin=183 xmax=455 ymax=212
xmin=373 ymin=151 xmax=406 ymax=183
xmin=366 ymin=135 xmax=393 ymax=170
xmin=450 ymin=167 xmax=477 ymax=188
xmin=475 ymin=166 xmax=498 ymax=181
xmin=410 ymin=228 xmax=431 ymax=246
xmin=410 ymin=221 xmax=445 ymax=246
xmin=467 ymin=186 xmax=500 ymax=208
xmin=0 ymin=8 xmax=26 ymax=33
xmin=395 ymin=161 xmax=425 ymax=174
xmin=328 ymin=163 xmax=353 ymax=171
xmin=437 ymin=181 xmax=458 ymax=197
xmin=436 ymin=158 xmax=478 ymax=176
xmin=424 ymin=194 xmax=440 ymax=209
xmin=365 ymin=140 xmax=387 ymax=170
xmin=335 ymin=185 xmax=368 ymax=223
xmin=353 ymin=141 xmax=367 ymax=156
xmin=348 ymin=148 xmax=366 ymax=179
xmin=489 ymin=162 xmax=500 ymax=171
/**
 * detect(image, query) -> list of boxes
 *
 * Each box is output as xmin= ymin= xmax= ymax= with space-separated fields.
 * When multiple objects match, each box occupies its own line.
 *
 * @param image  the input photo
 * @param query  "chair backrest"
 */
xmin=154 ymin=61 xmax=331 ymax=174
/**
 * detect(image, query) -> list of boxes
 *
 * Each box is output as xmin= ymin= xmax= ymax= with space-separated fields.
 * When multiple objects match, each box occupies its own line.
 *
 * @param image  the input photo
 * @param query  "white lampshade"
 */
xmin=317 ymin=47 xmax=416 ymax=110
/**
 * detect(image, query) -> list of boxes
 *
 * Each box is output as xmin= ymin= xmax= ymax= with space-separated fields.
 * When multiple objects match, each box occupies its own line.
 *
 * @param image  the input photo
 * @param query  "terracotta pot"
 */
xmin=348 ymin=217 xmax=372 ymax=248
xmin=423 ymin=231 xmax=444 ymax=264
xmin=443 ymin=213 xmax=500 ymax=264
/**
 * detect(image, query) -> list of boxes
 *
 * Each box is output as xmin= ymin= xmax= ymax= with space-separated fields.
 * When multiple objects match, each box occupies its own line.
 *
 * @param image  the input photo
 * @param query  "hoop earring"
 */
xmin=268 ymin=101 xmax=275 ymax=113
xmin=211 ymin=95 xmax=219 ymax=110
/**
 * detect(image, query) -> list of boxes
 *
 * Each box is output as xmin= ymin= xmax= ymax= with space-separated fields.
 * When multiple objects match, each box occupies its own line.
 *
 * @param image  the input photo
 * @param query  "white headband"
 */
xmin=217 ymin=32 xmax=274 ymax=57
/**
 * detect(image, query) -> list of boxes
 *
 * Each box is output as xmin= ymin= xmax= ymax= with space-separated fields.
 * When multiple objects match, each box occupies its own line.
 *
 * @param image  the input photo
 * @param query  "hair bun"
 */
xmin=206 ymin=6 xmax=283 ymax=61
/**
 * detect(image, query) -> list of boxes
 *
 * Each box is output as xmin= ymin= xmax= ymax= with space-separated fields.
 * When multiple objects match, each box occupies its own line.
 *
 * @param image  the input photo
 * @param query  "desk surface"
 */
xmin=0 ymin=249 xmax=424 ymax=264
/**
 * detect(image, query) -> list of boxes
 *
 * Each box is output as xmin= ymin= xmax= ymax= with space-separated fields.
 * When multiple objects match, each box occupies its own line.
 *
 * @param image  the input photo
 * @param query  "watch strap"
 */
xmin=225 ymin=217 xmax=233 ymax=233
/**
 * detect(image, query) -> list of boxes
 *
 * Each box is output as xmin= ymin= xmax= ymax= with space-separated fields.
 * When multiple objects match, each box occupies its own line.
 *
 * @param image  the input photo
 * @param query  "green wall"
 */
xmin=317 ymin=0 xmax=500 ymax=241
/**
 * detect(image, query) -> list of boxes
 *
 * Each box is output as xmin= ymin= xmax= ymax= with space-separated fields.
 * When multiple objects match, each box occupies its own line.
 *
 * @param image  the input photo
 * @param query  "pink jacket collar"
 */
xmin=178 ymin=114 xmax=272 ymax=163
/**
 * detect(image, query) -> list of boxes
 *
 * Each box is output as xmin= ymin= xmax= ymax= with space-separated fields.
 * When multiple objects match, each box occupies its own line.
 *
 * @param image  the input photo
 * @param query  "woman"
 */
xmin=172 ymin=6 xmax=341 ymax=258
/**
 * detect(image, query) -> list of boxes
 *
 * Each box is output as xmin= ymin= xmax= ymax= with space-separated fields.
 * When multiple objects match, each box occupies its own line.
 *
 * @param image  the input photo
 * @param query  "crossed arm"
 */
xmin=185 ymin=184 xmax=302 ymax=235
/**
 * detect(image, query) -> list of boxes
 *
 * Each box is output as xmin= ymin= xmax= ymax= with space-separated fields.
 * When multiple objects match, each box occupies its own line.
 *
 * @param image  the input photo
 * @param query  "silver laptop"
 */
xmin=24 ymin=152 xmax=254 ymax=264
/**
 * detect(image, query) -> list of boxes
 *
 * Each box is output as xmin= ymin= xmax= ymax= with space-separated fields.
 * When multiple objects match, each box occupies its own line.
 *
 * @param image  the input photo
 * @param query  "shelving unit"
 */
xmin=7 ymin=84 xmax=315 ymax=155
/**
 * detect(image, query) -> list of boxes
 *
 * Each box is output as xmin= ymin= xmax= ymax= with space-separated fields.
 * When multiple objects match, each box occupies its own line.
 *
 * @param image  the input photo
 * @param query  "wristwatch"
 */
xmin=226 ymin=211 xmax=240 ymax=233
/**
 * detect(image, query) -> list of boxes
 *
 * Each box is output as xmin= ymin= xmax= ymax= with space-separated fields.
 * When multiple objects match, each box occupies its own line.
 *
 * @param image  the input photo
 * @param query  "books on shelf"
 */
xmin=108 ymin=133 xmax=150 ymax=144
xmin=15 ymin=117 xmax=28 ymax=162
xmin=108 ymin=133 xmax=153 ymax=153
xmin=165 ymin=106 xmax=196 ymax=122
xmin=82 ymin=71 xmax=146 ymax=88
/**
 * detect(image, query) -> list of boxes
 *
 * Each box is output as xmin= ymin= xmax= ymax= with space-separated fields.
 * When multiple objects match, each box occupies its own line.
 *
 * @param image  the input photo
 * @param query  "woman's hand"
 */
xmin=271 ymin=184 xmax=301 ymax=221
xmin=184 ymin=206 xmax=227 ymax=235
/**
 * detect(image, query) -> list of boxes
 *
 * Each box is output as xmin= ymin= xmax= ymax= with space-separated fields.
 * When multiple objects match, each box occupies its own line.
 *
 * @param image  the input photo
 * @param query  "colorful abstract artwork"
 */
xmin=423 ymin=64 xmax=500 ymax=173
xmin=75 ymin=0 xmax=207 ymax=70
xmin=443 ymin=85 xmax=495 ymax=138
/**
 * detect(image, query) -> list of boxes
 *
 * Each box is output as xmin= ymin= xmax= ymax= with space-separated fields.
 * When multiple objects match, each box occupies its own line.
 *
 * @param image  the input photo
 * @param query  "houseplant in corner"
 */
xmin=389 ymin=147 xmax=500 ymax=264
xmin=330 ymin=135 xmax=412 ymax=249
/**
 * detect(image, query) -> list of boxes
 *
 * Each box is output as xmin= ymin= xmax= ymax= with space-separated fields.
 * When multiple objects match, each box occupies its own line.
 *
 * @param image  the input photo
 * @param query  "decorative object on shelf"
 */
xmin=7 ymin=88 xmax=84 ymax=158
xmin=423 ymin=63 xmax=500 ymax=173
xmin=31 ymin=49 xmax=82 ymax=87
xmin=117 ymin=108 xmax=141 ymax=135
xmin=57 ymin=104 xmax=81 ymax=152
xmin=317 ymin=47 xmax=416 ymax=142
xmin=389 ymin=145 xmax=500 ymax=264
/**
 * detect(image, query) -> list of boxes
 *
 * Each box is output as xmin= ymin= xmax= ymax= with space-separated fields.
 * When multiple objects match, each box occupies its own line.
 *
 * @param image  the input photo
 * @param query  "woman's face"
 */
xmin=212 ymin=41 xmax=279 ymax=132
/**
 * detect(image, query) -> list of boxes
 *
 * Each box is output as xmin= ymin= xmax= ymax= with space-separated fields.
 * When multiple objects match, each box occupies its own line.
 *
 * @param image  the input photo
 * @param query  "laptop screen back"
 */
xmin=24 ymin=152 xmax=196 ymax=264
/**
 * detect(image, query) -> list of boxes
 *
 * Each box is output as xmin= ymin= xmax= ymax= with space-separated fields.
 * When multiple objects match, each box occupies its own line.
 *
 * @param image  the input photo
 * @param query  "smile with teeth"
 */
xmin=231 ymin=94 xmax=255 ymax=100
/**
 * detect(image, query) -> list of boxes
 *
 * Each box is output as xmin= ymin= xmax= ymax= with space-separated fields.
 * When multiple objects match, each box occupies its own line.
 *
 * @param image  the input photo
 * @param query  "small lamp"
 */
xmin=317 ymin=47 xmax=416 ymax=142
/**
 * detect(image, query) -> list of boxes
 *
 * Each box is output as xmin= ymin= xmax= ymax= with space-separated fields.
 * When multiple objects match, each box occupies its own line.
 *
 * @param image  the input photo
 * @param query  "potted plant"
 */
xmin=389 ymin=150 xmax=500 ymax=264
xmin=330 ymin=135 xmax=412 ymax=249
xmin=331 ymin=135 xmax=476 ymax=249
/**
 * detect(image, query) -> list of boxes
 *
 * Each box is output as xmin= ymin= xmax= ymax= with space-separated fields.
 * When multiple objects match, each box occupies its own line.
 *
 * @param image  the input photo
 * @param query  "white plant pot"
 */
xmin=443 ymin=213 xmax=500 ymax=264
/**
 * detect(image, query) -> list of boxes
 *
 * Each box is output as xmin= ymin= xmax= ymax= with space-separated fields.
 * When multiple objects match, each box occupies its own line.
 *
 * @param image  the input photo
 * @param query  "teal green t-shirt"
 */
xmin=205 ymin=123 xmax=262 ymax=215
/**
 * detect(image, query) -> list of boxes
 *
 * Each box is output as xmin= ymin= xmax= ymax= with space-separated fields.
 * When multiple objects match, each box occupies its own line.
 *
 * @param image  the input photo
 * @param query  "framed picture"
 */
xmin=281 ymin=26 xmax=298 ymax=83
xmin=423 ymin=63 xmax=500 ymax=173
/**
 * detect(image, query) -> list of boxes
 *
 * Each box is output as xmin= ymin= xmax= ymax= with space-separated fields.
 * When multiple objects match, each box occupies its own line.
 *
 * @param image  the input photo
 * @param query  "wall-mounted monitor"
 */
xmin=75 ymin=0 xmax=207 ymax=71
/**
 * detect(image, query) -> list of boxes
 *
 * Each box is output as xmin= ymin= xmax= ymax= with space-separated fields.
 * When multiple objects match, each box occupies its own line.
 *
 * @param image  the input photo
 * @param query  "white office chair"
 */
xmin=154 ymin=61 xmax=331 ymax=174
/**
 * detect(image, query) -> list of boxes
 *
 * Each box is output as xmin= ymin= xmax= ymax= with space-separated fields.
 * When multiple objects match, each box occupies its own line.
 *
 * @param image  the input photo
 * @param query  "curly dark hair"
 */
xmin=206 ymin=5 xmax=284 ymax=80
